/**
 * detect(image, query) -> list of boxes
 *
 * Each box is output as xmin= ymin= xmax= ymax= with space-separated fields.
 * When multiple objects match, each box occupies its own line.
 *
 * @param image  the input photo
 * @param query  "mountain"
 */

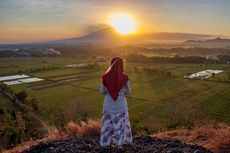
xmin=53 ymin=28 xmax=120 ymax=45
xmin=184 ymin=37 xmax=230 ymax=48
xmin=184 ymin=37 xmax=230 ymax=44
xmin=0 ymin=28 xmax=215 ymax=47
xmin=48 ymin=28 xmax=213 ymax=45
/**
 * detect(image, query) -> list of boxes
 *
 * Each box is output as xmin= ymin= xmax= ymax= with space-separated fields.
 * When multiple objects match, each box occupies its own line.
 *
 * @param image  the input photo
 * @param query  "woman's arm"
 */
xmin=100 ymin=83 xmax=107 ymax=95
xmin=124 ymin=80 xmax=131 ymax=95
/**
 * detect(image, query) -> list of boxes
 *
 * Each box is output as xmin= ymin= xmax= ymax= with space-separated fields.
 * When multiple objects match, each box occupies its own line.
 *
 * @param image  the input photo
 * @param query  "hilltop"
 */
xmin=5 ymin=121 xmax=230 ymax=153
xmin=10 ymin=136 xmax=212 ymax=153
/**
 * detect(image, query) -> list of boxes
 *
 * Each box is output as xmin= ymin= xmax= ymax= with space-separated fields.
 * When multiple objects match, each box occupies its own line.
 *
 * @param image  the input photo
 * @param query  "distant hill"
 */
xmin=184 ymin=37 xmax=230 ymax=44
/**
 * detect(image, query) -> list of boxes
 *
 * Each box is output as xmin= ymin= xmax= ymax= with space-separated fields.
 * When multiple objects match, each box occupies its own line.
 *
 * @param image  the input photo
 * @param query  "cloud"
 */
xmin=0 ymin=0 xmax=230 ymax=43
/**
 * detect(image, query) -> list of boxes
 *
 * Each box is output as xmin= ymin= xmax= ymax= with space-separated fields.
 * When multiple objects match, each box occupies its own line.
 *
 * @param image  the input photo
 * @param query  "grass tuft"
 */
xmin=153 ymin=123 xmax=230 ymax=153
xmin=66 ymin=119 xmax=101 ymax=137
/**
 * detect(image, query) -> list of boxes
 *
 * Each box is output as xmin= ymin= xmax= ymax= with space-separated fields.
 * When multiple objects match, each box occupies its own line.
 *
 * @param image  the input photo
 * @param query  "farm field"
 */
xmin=0 ymin=57 xmax=229 ymax=130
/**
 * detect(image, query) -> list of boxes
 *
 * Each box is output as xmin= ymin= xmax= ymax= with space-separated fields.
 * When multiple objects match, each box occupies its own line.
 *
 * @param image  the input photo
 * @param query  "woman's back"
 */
xmin=100 ymin=80 xmax=131 ymax=113
xmin=100 ymin=57 xmax=133 ymax=147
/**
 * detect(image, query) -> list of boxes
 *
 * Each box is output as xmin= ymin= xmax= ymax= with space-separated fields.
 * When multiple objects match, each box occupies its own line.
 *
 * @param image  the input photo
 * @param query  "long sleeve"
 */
xmin=124 ymin=80 xmax=131 ymax=95
xmin=100 ymin=83 xmax=107 ymax=95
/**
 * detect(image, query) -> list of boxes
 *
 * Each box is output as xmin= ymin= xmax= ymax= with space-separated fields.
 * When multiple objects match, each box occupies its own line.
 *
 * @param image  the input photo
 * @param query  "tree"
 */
xmin=211 ymin=73 xmax=215 ymax=78
xmin=16 ymin=90 xmax=27 ymax=102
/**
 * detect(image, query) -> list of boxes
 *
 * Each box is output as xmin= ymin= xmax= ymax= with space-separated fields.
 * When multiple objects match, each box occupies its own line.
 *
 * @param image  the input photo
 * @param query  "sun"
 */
xmin=108 ymin=13 xmax=137 ymax=35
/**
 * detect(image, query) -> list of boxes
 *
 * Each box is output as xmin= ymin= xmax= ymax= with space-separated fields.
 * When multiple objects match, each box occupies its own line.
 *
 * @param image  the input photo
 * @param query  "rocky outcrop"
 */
xmin=21 ymin=136 xmax=212 ymax=153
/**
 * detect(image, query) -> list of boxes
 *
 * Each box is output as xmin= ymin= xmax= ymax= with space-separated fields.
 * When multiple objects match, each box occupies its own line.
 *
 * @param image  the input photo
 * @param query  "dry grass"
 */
xmin=4 ymin=120 xmax=101 ymax=153
xmin=152 ymin=123 xmax=230 ymax=153
xmin=5 ymin=120 xmax=229 ymax=153
xmin=65 ymin=119 xmax=101 ymax=137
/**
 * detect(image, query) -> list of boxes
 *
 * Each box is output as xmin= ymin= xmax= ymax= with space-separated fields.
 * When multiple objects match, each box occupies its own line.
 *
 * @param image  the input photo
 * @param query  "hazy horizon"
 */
xmin=1 ymin=0 xmax=230 ymax=44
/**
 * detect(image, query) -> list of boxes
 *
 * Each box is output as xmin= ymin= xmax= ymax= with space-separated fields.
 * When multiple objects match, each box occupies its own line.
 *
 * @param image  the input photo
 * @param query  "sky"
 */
xmin=0 ymin=0 xmax=230 ymax=44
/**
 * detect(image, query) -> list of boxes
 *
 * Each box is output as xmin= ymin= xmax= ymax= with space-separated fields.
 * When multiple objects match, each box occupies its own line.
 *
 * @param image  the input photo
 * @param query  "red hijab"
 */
xmin=102 ymin=57 xmax=129 ymax=101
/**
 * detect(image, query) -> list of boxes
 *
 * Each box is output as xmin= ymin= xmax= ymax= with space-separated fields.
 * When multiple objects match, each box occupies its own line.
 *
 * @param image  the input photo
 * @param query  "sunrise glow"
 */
xmin=108 ymin=13 xmax=137 ymax=35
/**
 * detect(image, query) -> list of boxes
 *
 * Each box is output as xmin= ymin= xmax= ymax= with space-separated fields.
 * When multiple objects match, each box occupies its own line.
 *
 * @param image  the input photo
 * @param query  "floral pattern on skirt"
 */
xmin=100 ymin=110 xmax=133 ymax=147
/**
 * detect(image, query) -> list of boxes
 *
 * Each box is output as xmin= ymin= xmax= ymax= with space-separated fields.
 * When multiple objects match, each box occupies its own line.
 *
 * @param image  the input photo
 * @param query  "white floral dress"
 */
xmin=99 ymin=81 xmax=133 ymax=147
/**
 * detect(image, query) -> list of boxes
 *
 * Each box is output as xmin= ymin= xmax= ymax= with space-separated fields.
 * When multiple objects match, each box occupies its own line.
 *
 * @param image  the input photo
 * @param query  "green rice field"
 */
xmin=0 ymin=57 xmax=229 ymax=129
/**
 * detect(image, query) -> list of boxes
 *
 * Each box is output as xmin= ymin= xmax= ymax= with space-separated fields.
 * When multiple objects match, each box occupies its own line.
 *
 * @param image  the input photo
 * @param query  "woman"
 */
xmin=100 ymin=57 xmax=133 ymax=148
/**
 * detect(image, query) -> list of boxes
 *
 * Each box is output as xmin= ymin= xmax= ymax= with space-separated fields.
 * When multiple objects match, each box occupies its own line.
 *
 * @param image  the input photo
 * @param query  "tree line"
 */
xmin=125 ymin=54 xmax=230 ymax=64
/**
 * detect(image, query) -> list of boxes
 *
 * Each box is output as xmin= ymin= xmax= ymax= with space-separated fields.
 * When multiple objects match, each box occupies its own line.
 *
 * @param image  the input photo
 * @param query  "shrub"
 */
xmin=16 ymin=91 xmax=27 ymax=102
xmin=29 ymin=97 xmax=39 ymax=112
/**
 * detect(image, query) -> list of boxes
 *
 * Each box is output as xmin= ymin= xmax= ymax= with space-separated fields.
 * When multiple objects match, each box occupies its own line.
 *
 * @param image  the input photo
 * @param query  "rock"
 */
xmin=21 ymin=136 xmax=213 ymax=153
xmin=168 ymin=149 xmax=183 ymax=153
